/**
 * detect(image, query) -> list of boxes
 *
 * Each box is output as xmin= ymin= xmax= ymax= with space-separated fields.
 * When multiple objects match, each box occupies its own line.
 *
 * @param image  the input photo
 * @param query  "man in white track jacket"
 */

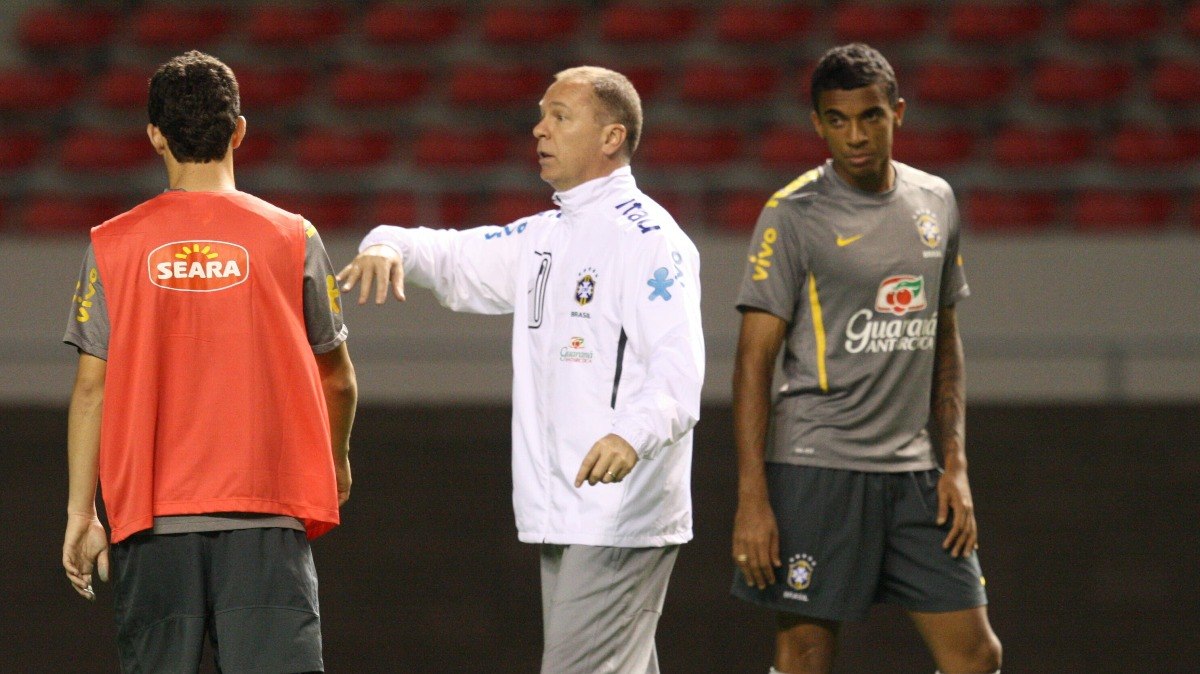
xmin=338 ymin=66 xmax=704 ymax=673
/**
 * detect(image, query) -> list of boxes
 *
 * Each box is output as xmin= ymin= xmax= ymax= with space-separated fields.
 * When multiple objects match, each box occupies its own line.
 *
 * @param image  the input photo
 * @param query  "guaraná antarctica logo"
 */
xmin=843 ymin=275 xmax=938 ymax=354
xmin=148 ymin=240 xmax=249 ymax=292
xmin=559 ymin=336 xmax=593 ymax=364
xmin=874 ymin=275 xmax=928 ymax=316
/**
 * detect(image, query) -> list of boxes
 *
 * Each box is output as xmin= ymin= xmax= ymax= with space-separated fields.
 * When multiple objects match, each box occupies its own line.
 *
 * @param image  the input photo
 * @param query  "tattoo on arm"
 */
xmin=932 ymin=307 xmax=965 ymax=460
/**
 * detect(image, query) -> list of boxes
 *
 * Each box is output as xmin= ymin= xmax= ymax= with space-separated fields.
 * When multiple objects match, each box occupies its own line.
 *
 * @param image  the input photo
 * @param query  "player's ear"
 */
xmin=893 ymin=98 xmax=906 ymax=128
xmin=810 ymin=110 xmax=826 ymax=139
xmin=601 ymin=123 xmax=627 ymax=159
xmin=230 ymin=116 xmax=247 ymax=150
xmin=147 ymin=124 xmax=169 ymax=156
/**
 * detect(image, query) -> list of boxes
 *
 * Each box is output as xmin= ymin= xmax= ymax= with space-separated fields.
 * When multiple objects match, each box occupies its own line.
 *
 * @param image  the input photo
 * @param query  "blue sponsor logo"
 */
xmin=616 ymin=199 xmax=660 ymax=234
xmin=647 ymin=267 xmax=674 ymax=301
xmin=484 ymin=222 xmax=527 ymax=240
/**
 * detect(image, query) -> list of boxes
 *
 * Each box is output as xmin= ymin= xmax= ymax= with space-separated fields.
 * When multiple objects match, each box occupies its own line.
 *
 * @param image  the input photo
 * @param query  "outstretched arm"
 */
xmin=931 ymin=306 xmax=977 ymax=558
xmin=731 ymin=310 xmax=787 ymax=589
xmin=338 ymin=224 xmax=527 ymax=314
xmin=64 ymin=353 xmax=109 ymax=600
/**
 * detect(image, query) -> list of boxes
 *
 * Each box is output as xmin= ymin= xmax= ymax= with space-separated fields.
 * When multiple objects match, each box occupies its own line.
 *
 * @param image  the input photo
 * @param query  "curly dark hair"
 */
xmin=147 ymin=51 xmax=240 ymax=163
xmin=810 ymin=43 xmax=898 ymax=111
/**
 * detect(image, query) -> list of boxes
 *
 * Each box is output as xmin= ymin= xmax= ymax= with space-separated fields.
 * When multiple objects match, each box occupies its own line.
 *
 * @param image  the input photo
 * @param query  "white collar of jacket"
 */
xmin=551 ymin=166 xmax=635 ymax=216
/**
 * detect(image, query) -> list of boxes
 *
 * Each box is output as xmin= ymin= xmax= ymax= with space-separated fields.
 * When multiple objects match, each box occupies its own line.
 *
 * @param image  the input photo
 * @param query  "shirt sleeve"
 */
xmin=734 ymin=201 xmax=806 ymax=321
xmin=609 ymin=230 xmax=705 ymax=461
xmin=360 ymin=219 xmax=528 ymax=315
xmin=302 ymin=221 xmax=349 ymax=354
xmin=62 ymin=245 xmax=110 ymax=360
xmin=940 ymin=190 xmax=970 ymax=307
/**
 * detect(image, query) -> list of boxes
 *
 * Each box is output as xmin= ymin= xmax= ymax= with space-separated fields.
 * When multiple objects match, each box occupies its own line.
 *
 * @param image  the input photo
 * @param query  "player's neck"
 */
xmin=164 ymin=157 xmax=237 ymax=192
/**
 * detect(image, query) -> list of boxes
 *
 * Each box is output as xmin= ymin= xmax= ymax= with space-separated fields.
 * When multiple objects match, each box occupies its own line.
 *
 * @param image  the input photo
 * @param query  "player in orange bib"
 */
xmin=62 ymin=51 xmax=357 ymax=672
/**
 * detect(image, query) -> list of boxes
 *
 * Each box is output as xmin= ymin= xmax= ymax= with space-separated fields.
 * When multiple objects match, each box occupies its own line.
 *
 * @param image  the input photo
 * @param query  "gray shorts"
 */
xmin=731 ymin=464 xmax=988 ymax=622
xmin=540 ymin=544 xmax=679 ymax=674
xmin=111 ymin=527 xmax=323 ymax=673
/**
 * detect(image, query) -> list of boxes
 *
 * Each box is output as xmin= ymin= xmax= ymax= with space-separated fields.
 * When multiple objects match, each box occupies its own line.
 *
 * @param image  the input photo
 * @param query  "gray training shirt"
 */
xmin=737 ymin=160 xmax=969 ymax=472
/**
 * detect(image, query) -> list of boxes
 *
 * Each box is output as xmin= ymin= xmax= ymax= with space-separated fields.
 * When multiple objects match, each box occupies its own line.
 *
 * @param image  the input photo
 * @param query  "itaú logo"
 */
xmin=147 ymin=240 xmax=249 ymax=292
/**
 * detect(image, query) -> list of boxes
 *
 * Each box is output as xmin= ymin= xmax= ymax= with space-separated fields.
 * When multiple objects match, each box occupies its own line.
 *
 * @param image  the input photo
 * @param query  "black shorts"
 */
xmin=111 ymin=527 xmax=323 ymax=673
xmin=731 ymin=465 xmax=988 ymax=622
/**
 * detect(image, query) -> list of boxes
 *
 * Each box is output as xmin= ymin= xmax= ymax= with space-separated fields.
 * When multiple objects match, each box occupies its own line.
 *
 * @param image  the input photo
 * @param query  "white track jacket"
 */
xmin=361 ymin=167 xmax=704 ymax=547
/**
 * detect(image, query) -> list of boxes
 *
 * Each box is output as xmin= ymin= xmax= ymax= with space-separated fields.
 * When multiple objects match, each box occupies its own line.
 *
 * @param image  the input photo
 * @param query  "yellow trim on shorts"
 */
xmin=808 ymin=272 xmax=828 ymax=392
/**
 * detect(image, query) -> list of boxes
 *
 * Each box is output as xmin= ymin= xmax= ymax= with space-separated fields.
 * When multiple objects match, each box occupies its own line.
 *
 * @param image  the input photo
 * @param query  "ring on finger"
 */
xmin=735 ymin=554 xmax=748 ymax=562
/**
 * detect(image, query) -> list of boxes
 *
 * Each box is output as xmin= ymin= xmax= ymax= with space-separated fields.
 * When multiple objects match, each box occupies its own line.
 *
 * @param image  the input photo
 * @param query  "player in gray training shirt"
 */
xmin=730 ymin=44 xmax=1002 ymax=674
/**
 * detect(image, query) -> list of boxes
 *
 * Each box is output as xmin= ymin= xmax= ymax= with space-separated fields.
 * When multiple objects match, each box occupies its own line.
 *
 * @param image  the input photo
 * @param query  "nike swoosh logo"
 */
xmin=836 ymin=234 xmax=864 ymax=247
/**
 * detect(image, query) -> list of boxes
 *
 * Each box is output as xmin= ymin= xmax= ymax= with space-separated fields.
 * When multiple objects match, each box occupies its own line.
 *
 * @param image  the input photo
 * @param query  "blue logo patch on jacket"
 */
xmin=647 ymin=267 xmax=674 ymax=301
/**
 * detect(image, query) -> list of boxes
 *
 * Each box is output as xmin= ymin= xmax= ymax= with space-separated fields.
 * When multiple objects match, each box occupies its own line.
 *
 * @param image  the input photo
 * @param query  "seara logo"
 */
xmin=875 ymin=275 xmax=927 ymax=316
xmin=147 ymin=240 xmax=250 ymax=292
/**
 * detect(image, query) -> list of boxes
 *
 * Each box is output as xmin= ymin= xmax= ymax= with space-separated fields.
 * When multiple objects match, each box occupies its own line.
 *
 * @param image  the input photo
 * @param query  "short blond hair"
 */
xmin=555 ymin=66 xmax=643 ymax=158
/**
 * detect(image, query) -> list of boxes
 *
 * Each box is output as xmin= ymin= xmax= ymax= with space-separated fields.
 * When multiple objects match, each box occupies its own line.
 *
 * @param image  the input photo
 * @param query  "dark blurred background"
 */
xmin=1 ymin=1 xmax=1199 ymax=672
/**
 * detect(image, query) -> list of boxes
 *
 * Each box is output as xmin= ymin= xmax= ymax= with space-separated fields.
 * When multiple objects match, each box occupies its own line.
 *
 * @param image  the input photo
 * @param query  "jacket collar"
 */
xmin=551 ymin=166 xmax=635 ymax=216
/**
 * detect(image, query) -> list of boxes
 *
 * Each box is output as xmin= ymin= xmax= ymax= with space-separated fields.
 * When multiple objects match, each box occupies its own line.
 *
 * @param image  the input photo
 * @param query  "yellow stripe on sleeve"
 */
xmin=807 ymin=272 xmax=828 ymax=393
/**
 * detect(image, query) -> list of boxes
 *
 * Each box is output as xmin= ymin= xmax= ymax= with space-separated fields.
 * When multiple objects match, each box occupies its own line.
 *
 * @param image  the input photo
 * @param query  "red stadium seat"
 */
xmin=601 ymin=5 xmax=697 ymax=42
xmin=247 ymin=6 xmax=345 ymax=47
xmin=1107 ymin=126 xmax=1200 ymax=167
xmin=487 ymin=191 xmax=552 ymax=224
xmin=363 ymin=5 xmax=461 ymax=44
xmin=18 ymin=194 xmax=123 ymax=234
xmin=679 ymin=63 xmax=778 ymax=105
xmin=132 ymin=6 xmax=230 ymax=47
xmin=1033 ymin=60 xmax=1131 ymax=105
xmin=595 ymin=64 xmax=665 ymax=100
xmin=438 ymin=193 xmax=472 ymax=228
xmin=1150 ymin=60 xmax=1200 ymax=105
xmin=0 ymin=132 xmax=44 ymax=172
xmin=293 ymin=129 xmax=393 ymax=171
xmin=833 ymin=4 xmax=930 ymax=43
xmin=757 ymin=126 xmax=829 ymax=171
xmin=366 ymin=192 xmax=419 ymax=227
xmin=638 ymin=129 xmax=742 ymax=167
xmin=1187 ymin=2 xmax=1200 ymax=39
xmin=894 ymin=128 xmax=976 ymax=168
xmin=962 ymin=190 xmax=1058 ymax=232
xmin=483 ymin=6 xmax=581 ymax=43
xmin=332 ymin=65 xmax=428 ymax=107
xmin=715 ymin=4 xmax=814 ymax=43
xmin=0 ymin=69 xmax=83 ymax=112
xmin=414 ymin=129 xmax=512 ymax=168
xmin=449 ymin=65 xmax=548 ymax=107
xmin=18 ymin=7 xmax=117 ymax=50
xmin=915 ymin=62 xmax=1015 ymax=106
xmin=232 ymin=66 xmax=312 ymax=109
xmin=948 ymin=3 xmax=1044 ymax=43
xmin=234 ymin=130 xmax=278 ymax=167
xmin=1065 ymin=2 xmax=1162 ymax=42
xmin=993 ymin=127 xmax=1091 ymax=167
xmin=260 ymin=193 xmax=359 ymax=230
xmin=61 ymin=129 xmax=154 ymax=172
xmin=96 ymin=67 xmax=150 ymax=110
xmin=707 ymin=191 xmax=766 ymax=233
xmin=1072 ymin=191 xmax=1174 ymax=231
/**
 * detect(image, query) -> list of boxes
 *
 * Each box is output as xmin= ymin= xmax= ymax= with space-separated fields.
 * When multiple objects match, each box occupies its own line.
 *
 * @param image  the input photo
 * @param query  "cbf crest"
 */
xmin=787 ymin=554 xmax=816 ymax=591
xmin=913 ymin=209 xmax=941 ymax=249
xmin=575 ymin=267 xmax=598 ymax=306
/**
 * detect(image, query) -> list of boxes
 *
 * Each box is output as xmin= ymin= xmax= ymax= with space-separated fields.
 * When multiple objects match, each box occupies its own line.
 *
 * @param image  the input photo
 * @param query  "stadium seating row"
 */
xmin=17 ymin=2 xmax=1200 ymax=49
xmin=4 ymin=125 xmax=1197 ymax=173
xmin=5 ymin=189 xmax=1200 ymax=235
xmin=4 ymin=57 xmax=1200 ymax=112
